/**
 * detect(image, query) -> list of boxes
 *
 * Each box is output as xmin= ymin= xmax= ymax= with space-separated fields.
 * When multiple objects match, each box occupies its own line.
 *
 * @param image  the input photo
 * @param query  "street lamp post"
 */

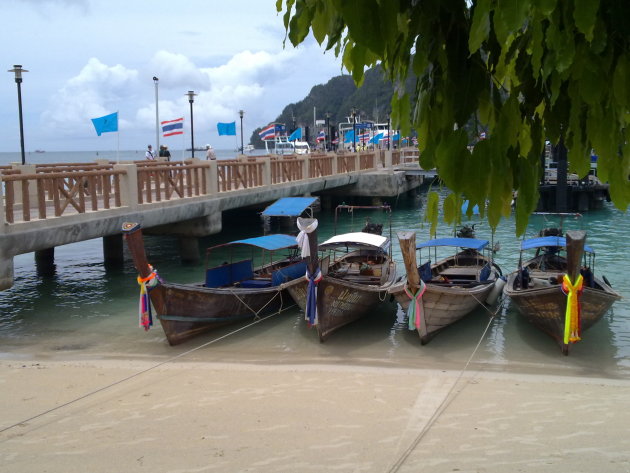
xmin=186 ymin=90 xmax=197 ymax=158
xmin=351 ymin=108 xmax=357 ymax=152
xmin=8 ymin=65 xmax=28 ymax=165
xmin=387 ymin=114 xmax=391 ymax=151
xmin=239 ymin=109 xmax=244 ymax=153
xmin=153 ymin=77 xmax=159 ymax=156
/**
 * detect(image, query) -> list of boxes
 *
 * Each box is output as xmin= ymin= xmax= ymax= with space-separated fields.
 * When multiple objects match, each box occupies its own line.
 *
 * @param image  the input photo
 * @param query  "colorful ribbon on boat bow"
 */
xmin=305 ymin=267 xmax=323 ymax=326
xmin=137 ymin=265 xmax=159 ymax=331
xmin=561 ymin=273 xmax=583 ymax=344
xmin=405 ymin=280 xmax=426 ymax=331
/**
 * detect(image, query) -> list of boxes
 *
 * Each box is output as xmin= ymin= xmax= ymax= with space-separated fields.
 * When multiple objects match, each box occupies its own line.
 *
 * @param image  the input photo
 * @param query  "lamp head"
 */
xmin=8 ymin=64 xmax=28 ymax=82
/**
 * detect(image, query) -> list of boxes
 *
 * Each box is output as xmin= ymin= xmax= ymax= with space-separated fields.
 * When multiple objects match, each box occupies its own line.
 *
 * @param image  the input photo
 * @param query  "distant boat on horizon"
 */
xmin=34 ymin=150 xmax=45 ymax=153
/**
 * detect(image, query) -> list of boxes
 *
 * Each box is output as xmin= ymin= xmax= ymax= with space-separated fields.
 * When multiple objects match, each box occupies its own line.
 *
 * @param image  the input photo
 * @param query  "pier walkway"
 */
xmin=0 ymin=149 xmax=428 ymax=290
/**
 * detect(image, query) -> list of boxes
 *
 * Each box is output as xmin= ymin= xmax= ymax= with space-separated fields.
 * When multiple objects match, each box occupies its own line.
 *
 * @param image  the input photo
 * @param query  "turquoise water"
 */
xmin=0 ymin=151 xmax=628 ymax=377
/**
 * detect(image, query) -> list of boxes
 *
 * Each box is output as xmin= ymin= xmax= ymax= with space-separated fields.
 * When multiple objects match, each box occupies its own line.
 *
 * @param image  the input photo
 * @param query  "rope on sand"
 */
xmin=386 ymin=300 xmax=505 ymax=473
xmin=0 ymin=303 xmax=296 ymax=435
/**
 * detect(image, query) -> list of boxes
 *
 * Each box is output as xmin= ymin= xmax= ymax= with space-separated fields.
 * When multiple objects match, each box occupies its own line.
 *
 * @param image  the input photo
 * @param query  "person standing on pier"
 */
xmin=146 ymin=145 xmax=155 ymax=160
xmin=159 ymin=145 xmax=171 ymax=161
xmin=205 ymin=144 xmax=216 ymax=160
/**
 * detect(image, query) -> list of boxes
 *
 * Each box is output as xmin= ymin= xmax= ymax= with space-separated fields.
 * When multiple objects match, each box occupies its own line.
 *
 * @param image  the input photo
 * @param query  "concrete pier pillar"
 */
xmin=179 ymin=236 xmax=200 ymax=264
xmin=10 ymin=164 xmax=37 ymax=205
xmin=320 ymin=194 xmax=333 ymax=211
xmin=103 ymin=234 xmax=124 ymax=268
xmin=207 ymin=160 xmax=218 ymax=194
xmin=0 ymin=253 xmax=14 ymax=290
xmin=114 ymin=164 xmax=139 ymax=210
xmin=263 ymin=158 xmax=272 ymax=187
xmin=371 ymin=197 xmax=384 ymax=206
xmin=384 ymin=151 xmax=393 ymax=171
xmin=35 ymin=247 xmax=56 ymax=277
xmin=0 ymin=173 xmax=5 ymax=226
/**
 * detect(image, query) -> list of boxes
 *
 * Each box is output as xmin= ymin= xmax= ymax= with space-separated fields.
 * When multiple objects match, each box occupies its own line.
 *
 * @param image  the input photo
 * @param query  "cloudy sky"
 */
xmin=0 ymin=0 xmax=344 ymax=152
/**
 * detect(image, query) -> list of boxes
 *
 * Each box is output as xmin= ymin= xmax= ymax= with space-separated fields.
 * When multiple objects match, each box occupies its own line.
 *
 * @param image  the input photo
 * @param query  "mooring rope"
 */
xmin=386 ymin=300 xmax=504 ymax=473
xmin=0 ymin=302 xmax=297 ymax=436
xmin=227 ymin=286 xmax=285 ymax=320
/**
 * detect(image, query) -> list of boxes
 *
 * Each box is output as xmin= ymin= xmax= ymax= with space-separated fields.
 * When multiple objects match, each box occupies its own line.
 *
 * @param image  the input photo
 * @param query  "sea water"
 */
xmin=0 ymin=150 xmax=628 ymax=378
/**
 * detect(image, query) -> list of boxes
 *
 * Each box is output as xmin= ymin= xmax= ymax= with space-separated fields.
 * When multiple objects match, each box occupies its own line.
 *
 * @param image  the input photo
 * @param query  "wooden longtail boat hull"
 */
xmin=122 ymin=222 xmax=300 ymax=346
xmin=389 ymin=280 xmax=495 ymax=344
xmin=504 ymin=272 xmax=620 ymax=350
xmin=392 ymin=231 xmax=499 ymax=344
xmin=286 ymin=273 xmax=395 ymax=342
xmin=150 ymin=282 xmax=296 ymax=345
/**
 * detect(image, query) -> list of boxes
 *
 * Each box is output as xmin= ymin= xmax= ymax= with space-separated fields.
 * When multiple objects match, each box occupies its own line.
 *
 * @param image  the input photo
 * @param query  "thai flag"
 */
xmin=480 ymin=132 xmax=487 ymax=140
xmin=258 ymin=124 xmax=276 ymax=141
xmin=161 ymin=118 xmax=184 ymax=137
xmin=358 ymin=131 xmax=370 ymax=142
xmin=316 ymin=129 xmax=326 ymax=142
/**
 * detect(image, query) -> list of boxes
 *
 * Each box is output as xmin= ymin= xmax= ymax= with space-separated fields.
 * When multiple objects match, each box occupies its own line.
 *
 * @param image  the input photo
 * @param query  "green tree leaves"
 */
xmin=278 ymin=0 xmax=630 ymax=234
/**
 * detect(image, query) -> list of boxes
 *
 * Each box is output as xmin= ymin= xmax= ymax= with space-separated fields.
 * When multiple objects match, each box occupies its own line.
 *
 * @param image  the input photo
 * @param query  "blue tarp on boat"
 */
xmin=520 ymin=236 xmax=594 ymax=253
xmin=416 ymin=237 xmax=489 ymax=251
xmin=227 ymin=234 xmax=298 ymax=251
xmin=261 ymin=197 xmax=318 ymax=217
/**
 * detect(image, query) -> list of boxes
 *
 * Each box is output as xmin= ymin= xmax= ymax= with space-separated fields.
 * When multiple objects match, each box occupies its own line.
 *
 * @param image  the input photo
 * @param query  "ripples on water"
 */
xmin=0 ymin=189 xmax=628 ymax=377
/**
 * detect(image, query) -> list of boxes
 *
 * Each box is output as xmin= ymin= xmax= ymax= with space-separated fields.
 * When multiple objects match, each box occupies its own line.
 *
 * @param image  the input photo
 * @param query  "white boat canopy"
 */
xmin=319 ymin=232 xmax=389 ymax=251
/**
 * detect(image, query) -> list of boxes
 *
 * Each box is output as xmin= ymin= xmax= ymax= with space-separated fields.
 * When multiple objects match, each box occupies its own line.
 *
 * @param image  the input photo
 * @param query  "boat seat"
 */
xmin=239 ymin=279 xmax=273 ymax=288
xmin=205 ymin=259 xmax=253 ymax=288
xmin=418 ymin=261 xmax=432 ymax=282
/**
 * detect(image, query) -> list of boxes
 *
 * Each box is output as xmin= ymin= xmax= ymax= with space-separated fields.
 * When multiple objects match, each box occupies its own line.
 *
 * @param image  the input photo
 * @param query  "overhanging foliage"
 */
xmin=277 ymin=0 xmax=630 ymax=235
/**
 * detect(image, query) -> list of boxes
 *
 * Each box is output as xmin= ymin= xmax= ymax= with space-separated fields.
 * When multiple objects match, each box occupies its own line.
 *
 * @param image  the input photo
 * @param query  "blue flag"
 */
xmin=217 ymin=121 xmax=236 ymax=136
xmin=91 ymin=112 xmax=118 ymax=136
xmin=288 ymin=127 xmax=302 ymax=141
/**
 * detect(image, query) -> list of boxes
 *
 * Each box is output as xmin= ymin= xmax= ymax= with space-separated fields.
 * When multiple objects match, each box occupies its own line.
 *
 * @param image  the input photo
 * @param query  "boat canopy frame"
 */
xmin=204 ymin=234 xmax=300 ymax=271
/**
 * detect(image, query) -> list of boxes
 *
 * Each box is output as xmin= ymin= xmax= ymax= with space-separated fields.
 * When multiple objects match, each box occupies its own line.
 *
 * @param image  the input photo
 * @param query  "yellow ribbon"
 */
xmin=562 ymin=274 xmax=583 ymax=344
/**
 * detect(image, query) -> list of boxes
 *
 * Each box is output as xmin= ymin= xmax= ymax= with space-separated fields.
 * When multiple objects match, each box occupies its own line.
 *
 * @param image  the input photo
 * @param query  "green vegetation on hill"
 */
xmin=249 ymin=66 xmax=413 ymax=147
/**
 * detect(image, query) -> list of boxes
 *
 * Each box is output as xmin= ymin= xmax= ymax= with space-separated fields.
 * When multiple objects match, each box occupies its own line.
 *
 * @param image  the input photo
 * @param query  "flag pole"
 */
xmin=153 ymin=77 xmax=160 ymax=158
xmin=181 ymin=128 xmax=185 ymax=161
xmin=116 ymin=110 xmax=120 ymax=164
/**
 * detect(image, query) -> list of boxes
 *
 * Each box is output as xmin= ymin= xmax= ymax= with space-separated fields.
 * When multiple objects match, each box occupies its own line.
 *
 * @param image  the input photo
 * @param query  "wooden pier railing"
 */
xmin=0 ymin=149 xmax=415 ymax=225
xmin=2 ymin=168 xmax=124 ymax=223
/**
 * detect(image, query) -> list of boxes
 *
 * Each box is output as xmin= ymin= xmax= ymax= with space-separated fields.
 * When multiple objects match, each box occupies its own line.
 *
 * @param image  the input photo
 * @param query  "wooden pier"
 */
xmin=0 ymin=149 xmax=426 ymax=290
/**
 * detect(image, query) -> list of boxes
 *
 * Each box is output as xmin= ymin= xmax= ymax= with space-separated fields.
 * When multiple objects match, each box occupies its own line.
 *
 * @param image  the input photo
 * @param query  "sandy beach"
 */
xmin=2 ymin=356 xmax=630 ymax=473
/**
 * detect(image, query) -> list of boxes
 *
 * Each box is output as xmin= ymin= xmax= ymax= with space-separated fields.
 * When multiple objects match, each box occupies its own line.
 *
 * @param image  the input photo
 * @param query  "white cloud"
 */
xmin=149 ymin=51 xmax=209 ymax=91
xmin=0 ymin=0 xmax=344 ymax=152
xmin=41 ymin=58 xmax=139 ymax=135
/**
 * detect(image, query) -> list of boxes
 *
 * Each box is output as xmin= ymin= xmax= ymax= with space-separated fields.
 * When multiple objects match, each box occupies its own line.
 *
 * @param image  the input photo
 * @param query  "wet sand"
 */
xmin=2 ymin=358 xmax=630 ymax=472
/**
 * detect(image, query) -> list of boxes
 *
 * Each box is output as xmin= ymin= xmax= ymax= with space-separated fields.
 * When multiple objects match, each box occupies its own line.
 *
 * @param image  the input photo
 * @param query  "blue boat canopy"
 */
xmin=520 ymin=236 xmax=594 ymax=253
xmin=416 ymin=237 xmax=489 ymax=251
xmin=223 ymin=234 xmax=298 ymax=251
xmin=261 ymin=197 xmax=318 ymax=217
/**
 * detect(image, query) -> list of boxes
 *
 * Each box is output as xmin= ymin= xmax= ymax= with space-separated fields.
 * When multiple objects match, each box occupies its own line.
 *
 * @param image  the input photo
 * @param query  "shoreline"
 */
xmin=2 ymin=357 xmax=630 ymax=472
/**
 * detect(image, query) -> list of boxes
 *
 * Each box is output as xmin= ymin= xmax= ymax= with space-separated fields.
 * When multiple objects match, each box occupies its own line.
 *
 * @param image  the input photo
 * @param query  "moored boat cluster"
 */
xmin=123 ymin=202 xmax=620 ymax=356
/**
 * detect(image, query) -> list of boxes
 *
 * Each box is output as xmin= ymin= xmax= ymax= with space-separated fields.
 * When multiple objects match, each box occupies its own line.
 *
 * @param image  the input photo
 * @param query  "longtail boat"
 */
xmin=123 ymin=222 xmax=306 ymax=345
xmin=120 ymin=197 xmax=318 ymax=345
xmin=504 ymin=229 xmax=620 ymax=355
xmin=389 ymin=232 xmax=502 ymax=344
xmin=286 ymin=209 xmax=397 ymax=341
